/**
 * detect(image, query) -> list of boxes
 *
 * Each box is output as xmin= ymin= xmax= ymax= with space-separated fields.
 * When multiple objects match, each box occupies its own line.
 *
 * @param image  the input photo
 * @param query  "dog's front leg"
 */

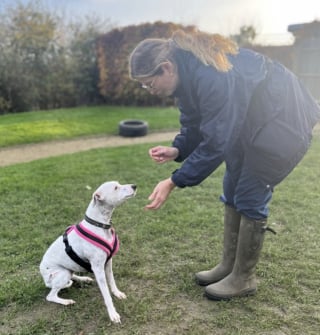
xmin=91 ymin=264 xmax=122 ymax=324
xmin=105 ymin=259 xmax=126 ymax=299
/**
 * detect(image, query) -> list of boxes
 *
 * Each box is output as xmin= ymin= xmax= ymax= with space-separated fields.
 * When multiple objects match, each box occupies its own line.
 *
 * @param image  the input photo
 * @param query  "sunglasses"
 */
xmin=140 ymin=64 xmax=166 ymax=90
xmin=141 ymin=77 xmax=157 ymax=90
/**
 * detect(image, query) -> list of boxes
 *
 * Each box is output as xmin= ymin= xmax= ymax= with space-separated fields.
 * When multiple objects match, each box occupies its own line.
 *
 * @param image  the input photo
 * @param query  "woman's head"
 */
xmin=128 ymin=29 xmax=239 ymax=96
xmin=129 ymin=38 xmax=174 ymax=79
xmin=129 ymin=38 xmax=179 ymax=96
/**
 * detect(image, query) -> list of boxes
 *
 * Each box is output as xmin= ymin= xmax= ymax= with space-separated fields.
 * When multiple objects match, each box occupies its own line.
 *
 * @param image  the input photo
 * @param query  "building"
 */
xmin=252 ymin=20 xmax=320 ymax=102
xmin=288 ymin=20 xmax=320 ymax=102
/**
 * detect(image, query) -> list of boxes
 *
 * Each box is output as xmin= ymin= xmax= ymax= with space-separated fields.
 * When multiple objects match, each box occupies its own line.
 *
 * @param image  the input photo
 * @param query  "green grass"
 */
xmin=0 ymin=105 xmax=180 ymax=147
xmin=0 ymin=130 xmax=319 ymax=334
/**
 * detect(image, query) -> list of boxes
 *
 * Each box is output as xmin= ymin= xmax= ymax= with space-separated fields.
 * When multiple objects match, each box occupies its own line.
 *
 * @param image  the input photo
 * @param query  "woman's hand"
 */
xmin=145 ymin=178 xmax=176 ymax=210
xmin=148 ymin=146 xmax=179 ymax=164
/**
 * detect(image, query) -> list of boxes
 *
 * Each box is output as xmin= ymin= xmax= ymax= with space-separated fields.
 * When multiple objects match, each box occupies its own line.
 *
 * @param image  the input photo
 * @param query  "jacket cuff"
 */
xmin=171 ymin=170 xmax=186 ymax=188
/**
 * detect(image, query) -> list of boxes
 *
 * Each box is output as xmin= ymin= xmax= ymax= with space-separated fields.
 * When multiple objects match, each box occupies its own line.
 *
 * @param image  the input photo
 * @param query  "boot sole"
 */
xmin=204 ymin=288 xmax=257 ymax=301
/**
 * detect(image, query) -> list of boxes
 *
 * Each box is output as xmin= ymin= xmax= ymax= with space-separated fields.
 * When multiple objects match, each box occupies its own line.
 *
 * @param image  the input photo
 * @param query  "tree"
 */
xmin=67 ymin=15 xmax=113 ymax=106
xmin=0 ymin=0 xmax=112 ymax=113
xmin=96 ymin=21 xmax=196 ymax=106
xmin=232 ymin=25 xmax=257 ymax=46
xmin=0 ymin=0 xmax=59 ymax=112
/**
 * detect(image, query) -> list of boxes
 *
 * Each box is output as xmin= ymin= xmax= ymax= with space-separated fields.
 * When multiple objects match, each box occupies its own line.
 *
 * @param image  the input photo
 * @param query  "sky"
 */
xmin=5 ymin=0 xmax=320 ymax=44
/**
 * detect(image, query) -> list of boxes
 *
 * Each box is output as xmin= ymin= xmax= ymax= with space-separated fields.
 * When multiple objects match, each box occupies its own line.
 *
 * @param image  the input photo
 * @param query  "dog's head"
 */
xmin=93 ymin=181 xmax=137 ymax=208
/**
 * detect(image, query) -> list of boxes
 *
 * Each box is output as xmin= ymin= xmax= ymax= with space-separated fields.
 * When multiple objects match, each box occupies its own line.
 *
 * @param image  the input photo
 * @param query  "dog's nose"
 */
xmin=131 ymin=184 xmax=137 ymax=191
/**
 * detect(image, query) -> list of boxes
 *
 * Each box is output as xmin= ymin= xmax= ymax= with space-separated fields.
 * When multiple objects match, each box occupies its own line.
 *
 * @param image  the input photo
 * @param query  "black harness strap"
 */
xmin=76 ymin=224 xmax=118 ymax=262
xmin=63 ymin=229 xmax=93 ymax=273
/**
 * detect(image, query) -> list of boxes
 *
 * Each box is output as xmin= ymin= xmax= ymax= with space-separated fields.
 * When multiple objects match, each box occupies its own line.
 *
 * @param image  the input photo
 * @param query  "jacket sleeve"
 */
xmin=171 ymin=100 xmax=202 ymax=162
xmin=171 ymin=67 xmax=238 ymax=188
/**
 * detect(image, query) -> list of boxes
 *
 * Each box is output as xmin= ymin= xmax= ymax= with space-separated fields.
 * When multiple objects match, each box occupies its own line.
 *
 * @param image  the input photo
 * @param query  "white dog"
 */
xmin=40 ymin=181 xmax=137 ymax=324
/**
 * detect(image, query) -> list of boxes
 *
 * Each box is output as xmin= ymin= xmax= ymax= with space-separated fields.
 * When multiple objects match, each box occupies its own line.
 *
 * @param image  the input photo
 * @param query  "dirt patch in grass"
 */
xmin=0 ymin=131 xmax=178 ymax=167
xmin=2 ymin=123 xmax=319 ymax=167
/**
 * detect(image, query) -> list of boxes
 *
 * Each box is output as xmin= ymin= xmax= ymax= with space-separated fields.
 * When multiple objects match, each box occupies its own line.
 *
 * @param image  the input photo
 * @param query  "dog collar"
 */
xmin=84 ymin=214 xmax=112 ymax=229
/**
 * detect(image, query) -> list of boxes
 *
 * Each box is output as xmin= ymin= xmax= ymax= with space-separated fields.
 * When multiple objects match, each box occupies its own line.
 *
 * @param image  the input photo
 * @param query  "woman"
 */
xmin=128 ymin=29 xmax=320 ymax=300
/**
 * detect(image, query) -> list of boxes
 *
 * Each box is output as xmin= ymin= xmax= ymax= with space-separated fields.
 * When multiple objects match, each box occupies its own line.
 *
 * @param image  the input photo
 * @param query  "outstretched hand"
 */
xmin=146 ymin=146 xmax=179 ymax=210
xmin=145 ymin=178 xmax=176 ymax=210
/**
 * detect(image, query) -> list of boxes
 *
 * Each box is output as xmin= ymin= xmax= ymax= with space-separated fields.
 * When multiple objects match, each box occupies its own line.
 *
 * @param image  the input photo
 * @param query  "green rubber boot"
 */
xmin=195 ymin=205 xmax=241 ymax=286
xmin=205 ymin=215 xmax=268 ymax=300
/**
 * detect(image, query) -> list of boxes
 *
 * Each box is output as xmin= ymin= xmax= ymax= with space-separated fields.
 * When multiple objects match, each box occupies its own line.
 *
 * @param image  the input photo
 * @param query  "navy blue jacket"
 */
xmin=171 ymin=48 xmax=320 ymax=188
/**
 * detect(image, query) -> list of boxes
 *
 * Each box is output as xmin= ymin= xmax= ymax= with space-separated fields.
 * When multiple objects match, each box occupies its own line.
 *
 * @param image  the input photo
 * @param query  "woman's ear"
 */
xmin=161 ymin=61 xmax=175 ymax=75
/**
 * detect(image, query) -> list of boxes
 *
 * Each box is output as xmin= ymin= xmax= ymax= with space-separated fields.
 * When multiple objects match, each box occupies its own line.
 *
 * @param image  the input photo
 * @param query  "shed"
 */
xmin=288 ymin=20 xmax=320 ymax=101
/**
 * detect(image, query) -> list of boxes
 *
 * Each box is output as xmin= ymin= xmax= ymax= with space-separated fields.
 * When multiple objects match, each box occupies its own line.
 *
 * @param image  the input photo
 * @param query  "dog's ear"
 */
xmin=93 ymin=192 xmax=104 ymax=205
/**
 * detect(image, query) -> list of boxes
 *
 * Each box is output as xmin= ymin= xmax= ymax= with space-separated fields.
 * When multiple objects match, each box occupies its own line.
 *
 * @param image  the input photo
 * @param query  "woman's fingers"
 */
xmin=144 ymin=178 xmax=176 ymax=210
xmin=149 ymin=146 xmax=179 ymax=163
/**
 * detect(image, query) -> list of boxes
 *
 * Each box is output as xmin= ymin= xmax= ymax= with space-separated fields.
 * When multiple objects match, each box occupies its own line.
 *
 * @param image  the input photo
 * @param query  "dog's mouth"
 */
xmin=122 ymin=186 xmax=137 ymax=200
xmin=126 ymin=190 xmax=137 ymax=198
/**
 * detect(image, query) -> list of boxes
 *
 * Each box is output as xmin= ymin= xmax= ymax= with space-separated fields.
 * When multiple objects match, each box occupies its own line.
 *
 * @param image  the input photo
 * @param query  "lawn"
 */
xmin=0 ymin=131 xmax=319 ymax=334
xmin=0 ymin=108 xmax=319 ymax=334
xmin=0 ymin=105 xmax=180 ymax=147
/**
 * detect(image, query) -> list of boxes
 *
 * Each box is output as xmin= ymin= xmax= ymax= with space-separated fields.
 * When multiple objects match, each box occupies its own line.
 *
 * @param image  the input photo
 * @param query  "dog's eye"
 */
xmin=114 ymin=186 xmax=118 ymax=191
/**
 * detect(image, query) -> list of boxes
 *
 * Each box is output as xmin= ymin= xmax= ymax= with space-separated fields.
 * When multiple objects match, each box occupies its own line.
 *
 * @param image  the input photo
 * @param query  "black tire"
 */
xmin=118 ymin=119 xmax=149 ymax=137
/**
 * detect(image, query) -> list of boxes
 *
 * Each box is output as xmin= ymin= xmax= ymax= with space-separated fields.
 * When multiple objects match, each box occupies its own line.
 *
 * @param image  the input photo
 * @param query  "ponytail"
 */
xmin=171 ymin=29 xmax=238 ymax=72
xmin=129 ymin=29 xmax=238 ymax=78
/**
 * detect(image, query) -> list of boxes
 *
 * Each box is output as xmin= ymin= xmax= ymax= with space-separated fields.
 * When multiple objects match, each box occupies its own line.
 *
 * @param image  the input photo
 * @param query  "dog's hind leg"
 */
xmin=46 ymin=287 xmax=76 ymax=305
xmin=72 ymin=273 xmax=94 ymax=283
xmin=45 ymin=269 xmax=76 ymax=305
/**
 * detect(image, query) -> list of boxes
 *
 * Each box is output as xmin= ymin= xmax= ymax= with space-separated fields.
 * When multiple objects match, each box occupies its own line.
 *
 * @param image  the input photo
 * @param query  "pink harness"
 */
xmin=63 ymin=221 xmax=119 ymax=272
xmin=67 ymin=222 xmax=119 ymax=257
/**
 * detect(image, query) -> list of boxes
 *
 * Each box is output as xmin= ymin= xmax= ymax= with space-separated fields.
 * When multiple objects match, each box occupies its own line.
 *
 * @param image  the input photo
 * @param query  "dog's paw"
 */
xmin=80 ymin=276 xmax=94 ymax=283
xmin=108 ymin=309 xmax=122 ymax=324
xmin=113 ymin=290 xmax=127 ymax=300
xmin=62 ymin=299 xmax=76 ymax=305
xmin=72 ymin=274 xmax=94 ymax=283
xmin=47 ymin=296 xmax=76 ymax=305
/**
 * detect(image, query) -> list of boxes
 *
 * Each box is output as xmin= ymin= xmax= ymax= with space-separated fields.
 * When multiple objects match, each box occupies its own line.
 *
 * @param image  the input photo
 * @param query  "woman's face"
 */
xmin=139 ymin=62 xmax=179 ymax=97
